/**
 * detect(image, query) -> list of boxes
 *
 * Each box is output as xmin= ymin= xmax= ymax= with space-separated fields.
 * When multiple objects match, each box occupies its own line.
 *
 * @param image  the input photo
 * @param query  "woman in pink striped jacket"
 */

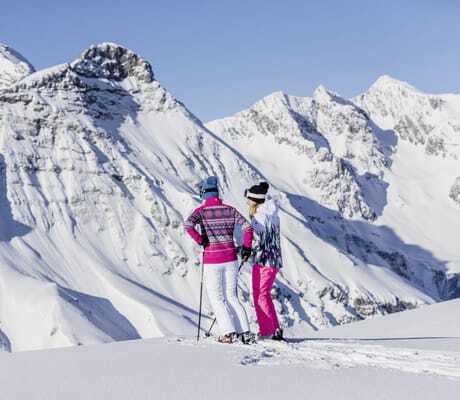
xmin=184 ymin=176 xmax=254 ymax=344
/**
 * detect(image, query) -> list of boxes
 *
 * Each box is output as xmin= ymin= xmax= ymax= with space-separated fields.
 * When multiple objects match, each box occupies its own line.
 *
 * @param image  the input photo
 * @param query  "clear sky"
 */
xmin=2 ymin=0 xmax=459 ymax=121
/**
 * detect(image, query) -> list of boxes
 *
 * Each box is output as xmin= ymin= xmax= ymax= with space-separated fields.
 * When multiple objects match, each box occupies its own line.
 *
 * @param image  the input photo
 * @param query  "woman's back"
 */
xmin=251 ymin=198 xmax=282 ymax=269
xmin=185 ymin=196 xmax=252 ymax=264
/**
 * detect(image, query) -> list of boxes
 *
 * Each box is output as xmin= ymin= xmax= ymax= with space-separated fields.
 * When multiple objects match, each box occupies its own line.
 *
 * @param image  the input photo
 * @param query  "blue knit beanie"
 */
xmin=200 ymin=176 xmax=219 ymax=200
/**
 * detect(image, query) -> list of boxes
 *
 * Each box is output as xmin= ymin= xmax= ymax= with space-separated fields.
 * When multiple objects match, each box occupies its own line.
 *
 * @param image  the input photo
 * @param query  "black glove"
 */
xmin=240 ymin=246 xmax=252 ymax=262
xmin=200 ymin=236 xmax=209 ymax=248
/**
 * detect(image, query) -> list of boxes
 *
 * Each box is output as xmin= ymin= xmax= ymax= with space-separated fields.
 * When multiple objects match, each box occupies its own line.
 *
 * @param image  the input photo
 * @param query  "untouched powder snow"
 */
xmin=312 ymin=298 xmax=460 ymax=343
xmin=0 ymin=300 xmax=459 ymax=400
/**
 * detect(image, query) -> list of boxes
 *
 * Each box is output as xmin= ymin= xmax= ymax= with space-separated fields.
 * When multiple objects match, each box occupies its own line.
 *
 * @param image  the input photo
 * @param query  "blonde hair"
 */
xmin=248 ymin=201 xmax=260 ymax=218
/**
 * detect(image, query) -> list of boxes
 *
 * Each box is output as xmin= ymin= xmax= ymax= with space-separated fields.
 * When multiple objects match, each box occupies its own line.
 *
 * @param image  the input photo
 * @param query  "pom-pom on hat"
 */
xmin=245 ymin=182 xmax=269 ymax=204
xmin=200 ymin=176 xmax=219 ymax=200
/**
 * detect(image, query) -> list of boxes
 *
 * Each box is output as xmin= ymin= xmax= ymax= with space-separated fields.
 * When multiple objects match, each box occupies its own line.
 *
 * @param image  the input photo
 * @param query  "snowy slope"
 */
xmin=313 ymin=298 xmax=460 ymax=340
xmin=0 ymin=300 xmax=459 ymax=400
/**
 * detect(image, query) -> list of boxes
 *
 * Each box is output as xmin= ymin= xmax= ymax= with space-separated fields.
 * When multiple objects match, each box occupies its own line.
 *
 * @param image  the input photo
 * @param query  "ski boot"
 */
xmin=217 ymin=332 xmax=236 ymax=344
xmin=237 ymin=331 xmax=257 ymax=345
xmin=271 ymin=328 xmax=284 ymax=341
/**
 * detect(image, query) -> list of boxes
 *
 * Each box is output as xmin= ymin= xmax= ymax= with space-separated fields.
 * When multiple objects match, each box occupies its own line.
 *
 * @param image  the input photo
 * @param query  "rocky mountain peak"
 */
xmin=0 ymin=44 xmax=35 ymax=89
xmin=355 ymin=75 xmax=460 ymax=158
xmin=368 ymin=75 xmax=418 ymax=95
xmin=312 ymin=85 xmax=336 ymax=103
xmin=250 ymin=91 xmax=290 ymax=112
xmin=312 ymin=85 xmax=357 ymax=111
xmin=70 ymin=42 xmax=154 ymax=83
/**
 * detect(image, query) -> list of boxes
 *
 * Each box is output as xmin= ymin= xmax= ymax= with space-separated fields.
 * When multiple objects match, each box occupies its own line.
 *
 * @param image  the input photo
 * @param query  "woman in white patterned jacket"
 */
xmin=244 ymin=182 xmax=283 ymax=341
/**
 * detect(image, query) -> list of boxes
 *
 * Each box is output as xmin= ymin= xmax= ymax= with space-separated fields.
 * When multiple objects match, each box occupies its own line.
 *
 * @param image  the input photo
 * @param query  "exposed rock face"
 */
xmin=206 ymin=89 xmax=384 ymax=221
xmin=308 ymin=150 xmax=376 ymax=220
xmin=310 ymin=85 xmax=389 ymax=176
xmin=70 ymin=42 xmax=154 ymax=83
xmin=355 ymin=75 xmax=460 ymax=159
xmin=450 ymin=177 xmax=460 ymax=206
xmin=0 ymin=44 xmax=35 ymax=89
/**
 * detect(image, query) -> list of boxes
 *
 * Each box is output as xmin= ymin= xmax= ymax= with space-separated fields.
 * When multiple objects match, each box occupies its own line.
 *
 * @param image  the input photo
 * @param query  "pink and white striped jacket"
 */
xmin=184 ymin=196 xmax=253 ymax=264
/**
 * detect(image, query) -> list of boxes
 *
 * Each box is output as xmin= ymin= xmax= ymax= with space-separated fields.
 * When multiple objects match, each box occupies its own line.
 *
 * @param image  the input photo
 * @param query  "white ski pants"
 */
xmin=204 ymin=260 xmax=250 ymax=335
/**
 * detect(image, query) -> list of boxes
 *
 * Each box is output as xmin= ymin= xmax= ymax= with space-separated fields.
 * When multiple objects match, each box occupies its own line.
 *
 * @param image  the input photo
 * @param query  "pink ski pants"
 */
xmin=252 ymin=264 xmax=280 ymax=336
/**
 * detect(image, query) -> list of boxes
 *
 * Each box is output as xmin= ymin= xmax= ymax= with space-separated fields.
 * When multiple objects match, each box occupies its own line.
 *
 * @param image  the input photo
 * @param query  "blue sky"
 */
xmin=2 ymin=0 xmax=459 ymax=121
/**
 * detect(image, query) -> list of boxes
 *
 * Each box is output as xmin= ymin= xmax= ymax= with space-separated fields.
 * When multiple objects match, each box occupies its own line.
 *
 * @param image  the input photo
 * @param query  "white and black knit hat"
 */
xmin=245 ymin=182 xmax=269 ymax=204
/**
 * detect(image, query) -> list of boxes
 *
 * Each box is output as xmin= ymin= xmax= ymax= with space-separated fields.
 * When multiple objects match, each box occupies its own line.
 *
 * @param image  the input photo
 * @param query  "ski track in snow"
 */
xmin=170 ymin=338 xmax=460 ymax=380
xmin=238 ymin=340 xmax=460 ymax=379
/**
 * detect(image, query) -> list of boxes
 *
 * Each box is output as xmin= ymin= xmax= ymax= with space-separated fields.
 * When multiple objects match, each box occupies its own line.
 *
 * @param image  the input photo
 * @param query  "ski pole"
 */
xmin=197 ymin=254 xmax=205 ymax=342
xmin=205 ymin=259 xmax=246 ymax=338
xmin=204 ymin=315 xmax=217 ymax=338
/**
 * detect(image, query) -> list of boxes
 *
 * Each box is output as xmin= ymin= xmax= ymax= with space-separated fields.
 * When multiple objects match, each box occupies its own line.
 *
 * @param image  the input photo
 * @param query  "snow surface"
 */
xmin=312 ymin=298 xmax=460 ymax=344
xmin=0 ymin=300 xmax=459 ymax=400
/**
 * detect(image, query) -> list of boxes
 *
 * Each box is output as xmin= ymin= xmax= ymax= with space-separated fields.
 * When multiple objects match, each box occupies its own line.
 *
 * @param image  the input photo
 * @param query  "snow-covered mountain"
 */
xmin=207 ymin=77 xmax=460 ymax=325
xmin=0 ymin=44 xmax=35 ymax=89
xmin=355 ymin=75 xmax=460 ymax=213
xmin=0 ymin=43 xmax=459 ymax=352
xmin=0 ymin=42 xmax=264 ymax=351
